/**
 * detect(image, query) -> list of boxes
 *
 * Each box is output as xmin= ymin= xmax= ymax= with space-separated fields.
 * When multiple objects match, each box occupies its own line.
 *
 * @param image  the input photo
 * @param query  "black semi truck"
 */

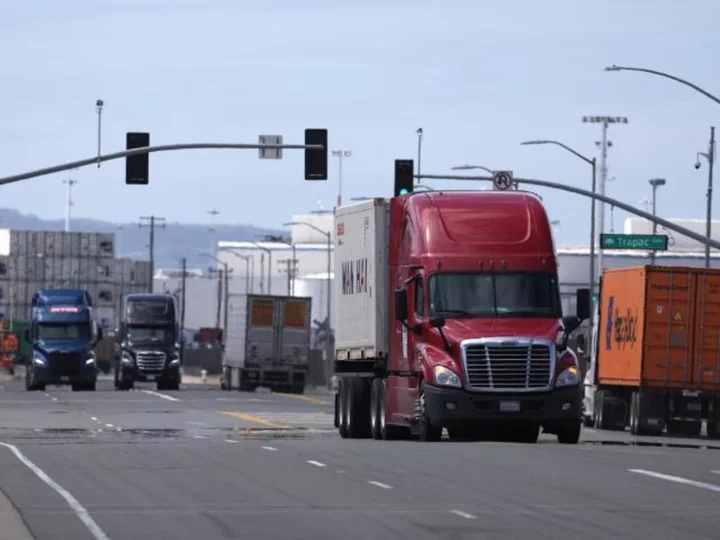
xmin=114 ymin=293 xmax=181 ymax=391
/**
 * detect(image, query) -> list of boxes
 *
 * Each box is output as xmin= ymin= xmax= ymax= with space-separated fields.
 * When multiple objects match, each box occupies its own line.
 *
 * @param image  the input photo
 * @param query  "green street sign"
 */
xmin=600 ymin=233 xmax=668 ymax=251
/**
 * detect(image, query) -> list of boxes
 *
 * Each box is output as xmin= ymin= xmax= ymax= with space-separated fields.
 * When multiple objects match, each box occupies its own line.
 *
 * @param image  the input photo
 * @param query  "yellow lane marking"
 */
xmin=220 ymin=411 xmax=291 ymax=429
xmin=272 ymin=392 xmax=328 ymax=405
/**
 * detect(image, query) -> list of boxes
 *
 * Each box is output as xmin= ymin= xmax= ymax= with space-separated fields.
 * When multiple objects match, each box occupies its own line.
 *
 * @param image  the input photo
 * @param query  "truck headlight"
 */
xmin=121 ymin=352 xmax=134 ymax=365
xmin=168 ymin=353 xmax=180 ymax=366
xmin=556 ymin=366 xmax=580 ymax=387
xmin=555 ymin=350 xmax=580 ymax=388
xmin=32 ymin=352 xmax=46 ymax=366
xmin=85 ymin=352 xmax=96 ymax=366
xmin=433 ymin=365 xmax=461 ymax=388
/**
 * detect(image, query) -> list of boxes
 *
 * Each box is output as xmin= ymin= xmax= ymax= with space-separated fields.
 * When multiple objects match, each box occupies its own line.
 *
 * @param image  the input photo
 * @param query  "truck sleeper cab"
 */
xmin=333 ymin=192 xmax=590 ymax=443
xmin=115 ymin=293 xmax=181 ymax=391
xmin=25 ymin=288 xmax=100 ymax=392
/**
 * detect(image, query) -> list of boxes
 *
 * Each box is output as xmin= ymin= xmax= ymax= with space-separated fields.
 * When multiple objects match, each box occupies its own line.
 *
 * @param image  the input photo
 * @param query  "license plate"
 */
xmin=60 ymin=376 xmax=70 ymax=382
xmin=687 ymin=402 xmax=701 ymax=411
xmin=499 ymin=401 xmax=521 ymax=412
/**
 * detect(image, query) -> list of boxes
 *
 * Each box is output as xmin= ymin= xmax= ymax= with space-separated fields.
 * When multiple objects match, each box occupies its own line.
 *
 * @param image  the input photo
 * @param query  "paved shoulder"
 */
xmin=0 ymin=486 xmax=34 ymax=540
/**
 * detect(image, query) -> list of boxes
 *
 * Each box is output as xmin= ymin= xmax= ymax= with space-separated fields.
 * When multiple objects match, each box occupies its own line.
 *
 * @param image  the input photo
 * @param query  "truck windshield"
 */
xmin=127 ymin=300 xmax=173 ymax=319
xmin=37 ymin=323 xmax=91 ymax=341
xmin=127 ymin=326 xmax=173 ymax=343
xmin=428 ymin=272 xmax=561 ymax=318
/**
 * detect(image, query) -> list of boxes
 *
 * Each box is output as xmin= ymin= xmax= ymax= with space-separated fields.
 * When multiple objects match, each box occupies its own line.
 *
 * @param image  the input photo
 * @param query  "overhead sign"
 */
xmin=259 ymin=135 xmax=283 ymax=159
xmin=600 ymin=234 xmax=669 ymax=251
xmin=492 ymin=171 xmax=514 ymax=191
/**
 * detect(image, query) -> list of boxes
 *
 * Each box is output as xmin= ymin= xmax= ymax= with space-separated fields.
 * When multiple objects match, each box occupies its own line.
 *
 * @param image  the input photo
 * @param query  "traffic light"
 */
xmin=126 ymin=132 xmax=150 ymax=185
xmin=394 ymin=159 xmax=414 ymax=196
xmin=304 ymin=129 xmax=328 ymax=180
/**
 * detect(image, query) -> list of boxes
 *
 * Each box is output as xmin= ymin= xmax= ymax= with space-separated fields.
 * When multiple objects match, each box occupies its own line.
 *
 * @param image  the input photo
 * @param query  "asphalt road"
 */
xmin=0 ymin=375 xmax=719 ymax=539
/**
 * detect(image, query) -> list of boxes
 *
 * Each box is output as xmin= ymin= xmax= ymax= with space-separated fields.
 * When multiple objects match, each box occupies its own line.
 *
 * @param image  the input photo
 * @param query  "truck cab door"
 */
xmin=406 ymin=272 xmax=427 ymax=407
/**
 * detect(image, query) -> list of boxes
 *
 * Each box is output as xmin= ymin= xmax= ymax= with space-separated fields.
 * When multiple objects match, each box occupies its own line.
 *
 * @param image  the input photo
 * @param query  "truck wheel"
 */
xmin=556 ymin=420 xmax=581 ymax=444
xmin=377 ymin=380 xmax=409 ymax=440
xmin=370 ymin=379 xmax=382 ymax=440
xmin=416 ymin=389 xmax=442 ymax=442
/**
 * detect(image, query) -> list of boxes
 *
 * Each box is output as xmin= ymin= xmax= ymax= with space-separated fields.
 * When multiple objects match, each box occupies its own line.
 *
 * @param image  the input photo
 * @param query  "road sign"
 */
xmin=259 ymin=135 xmax=283 ymax=159
xmin=492 ymin=171 xmax=514 ymax=191
xmin=600 ymin=234 xmax=669 ymax=251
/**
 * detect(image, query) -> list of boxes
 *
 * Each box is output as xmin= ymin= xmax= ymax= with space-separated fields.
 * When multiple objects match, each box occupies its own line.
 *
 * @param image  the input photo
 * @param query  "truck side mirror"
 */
xmin=575 ymin=288 xmax=591 ymax=321
xmin=23 ymin=329 xmax=29 ymax=343
xmin=430 ymin=316 xmax=445 ymax=328
xmin=394 ymin=288 xmax=408 ymax=321
xmin=562 ymin=315 xmax=581 ymax=336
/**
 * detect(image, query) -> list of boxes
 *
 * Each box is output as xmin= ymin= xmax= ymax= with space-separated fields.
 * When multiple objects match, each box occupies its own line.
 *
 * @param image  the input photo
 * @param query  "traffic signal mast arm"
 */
xmin=0 ymin=141 xmax=326 ymax=187
xmin=418 ymin=172 xmax=720 ymax=252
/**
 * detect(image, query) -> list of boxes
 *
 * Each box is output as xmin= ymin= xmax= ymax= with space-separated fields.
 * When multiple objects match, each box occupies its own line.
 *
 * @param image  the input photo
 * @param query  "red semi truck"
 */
xmin=332 ymin=191 xmax=590 ymax=443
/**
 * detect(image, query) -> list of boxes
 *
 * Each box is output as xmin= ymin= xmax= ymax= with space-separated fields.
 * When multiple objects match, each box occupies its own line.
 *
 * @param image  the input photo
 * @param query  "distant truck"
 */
xmin=24 ymin=288 xmax=101 ymax=392
xmin=582 ymin=265 xmax=720 ymax=439
xmin=114 ymin=293 xmax=181 ymax=391
xmin=221 ymin=294 xmax=312 ymax=394
xmin=332 ymin=194 xmax=588 ymax=444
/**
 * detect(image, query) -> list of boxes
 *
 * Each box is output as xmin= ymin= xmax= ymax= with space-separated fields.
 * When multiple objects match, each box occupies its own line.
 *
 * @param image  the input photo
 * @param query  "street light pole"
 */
xmin=696 ymin=127 xmax=716 ymax=267
xmin=284 ymin=221 xmax=333 ymax=388
xmin=520 ymin=139 xmax=597 ymax=347
xmin=648 ymin=178 xmax=667 ymax=264
xmin=331 ymin=150 xmax=352 ymax=207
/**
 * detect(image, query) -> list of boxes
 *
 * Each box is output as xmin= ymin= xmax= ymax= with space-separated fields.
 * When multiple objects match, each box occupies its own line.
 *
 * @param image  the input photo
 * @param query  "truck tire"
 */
xmin=416 ymin=387 xmax=442 ymax=442
xmin=370 ymin=379 xmax=382 ymax=440
xmin=338 ymin=379 xmax=350 ymax=438
xmin=346 ymin=378 xmax=371 ymax=439
xmin=556 ymin=420 xmax=581 ymax=444
xmin=377 ymin=380 xmax=409 ymax=440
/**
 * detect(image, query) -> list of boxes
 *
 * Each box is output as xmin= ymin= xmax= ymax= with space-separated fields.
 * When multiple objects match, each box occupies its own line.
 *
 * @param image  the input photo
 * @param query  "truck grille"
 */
xmin=136 ymin=351 xmax=165 ymax=373
xmin=49 ymin=352 xmax=81 ymax=377
xmin=462 ymin=340 xmax=554 ymax=391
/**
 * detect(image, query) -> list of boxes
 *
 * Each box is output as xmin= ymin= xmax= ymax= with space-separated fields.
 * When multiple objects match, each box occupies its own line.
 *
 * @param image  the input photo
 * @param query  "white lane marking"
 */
xmin=584 ymin=428 xmax=597 ymax=432
xmin=368 ymin=480 xmax=393 ymax=489
xmin=140 ymin=389 xmax=179 ymax=402
xmin=0 ymin=441 xmax=111 ymax=540
xmin=51 ymin=397 xmax=58 ymax=402
xmin=711 ymin=470 xmax=720 ymax=475
xmin=91 ymin=417 xmax=98 ymax=422
xmin=225 ymin=439 xmax=239 ymax=444
xmin=307 ymin=460 xmax=327 ymax=467
xmin=193 ymin=435 xmax=206 ymax=439
xmin=104 ymin=424 xmax=114 ymax=428
xmin=450 ymin=509 xmax=477 ymax=520
xmin=262 ymin=446 xmax=278 ymax=451
xmin=629 ymin=469 xmax=720 ymax=493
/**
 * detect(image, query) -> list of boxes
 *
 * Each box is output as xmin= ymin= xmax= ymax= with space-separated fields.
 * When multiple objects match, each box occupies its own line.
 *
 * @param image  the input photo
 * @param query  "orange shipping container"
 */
xmin=598 ymin=266 xmax=720 ymax=391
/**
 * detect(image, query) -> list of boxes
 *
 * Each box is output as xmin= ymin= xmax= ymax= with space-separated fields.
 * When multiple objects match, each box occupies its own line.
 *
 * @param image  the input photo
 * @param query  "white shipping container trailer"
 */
xmin=222 ymin=294 xmax=312 ymax=393
xmin=334 ymin=199 xmax=389 ymax=362
xmin=0 ymin=230 xmax=115 ymax=259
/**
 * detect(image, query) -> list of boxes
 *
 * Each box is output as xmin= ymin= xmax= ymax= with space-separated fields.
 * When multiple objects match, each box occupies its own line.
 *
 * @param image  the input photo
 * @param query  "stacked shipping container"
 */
xmin=0 ymin=229 xmax=152 ymax=328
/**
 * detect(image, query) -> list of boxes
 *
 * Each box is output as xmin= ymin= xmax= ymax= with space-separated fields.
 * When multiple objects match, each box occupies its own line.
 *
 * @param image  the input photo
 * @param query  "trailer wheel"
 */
xmin=338 ymin=379 xmax=350 ymax=439
xmin=347 ymin=378 xmax=371 ymax=439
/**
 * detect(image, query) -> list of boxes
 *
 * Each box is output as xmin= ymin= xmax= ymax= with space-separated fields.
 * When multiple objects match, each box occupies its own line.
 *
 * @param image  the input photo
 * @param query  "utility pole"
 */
xmin=648 ymin=179 xmax=667 ymax=264
xmin=583 ymin=115 xmax=628 ymax=279
xmin=207 ymin=209 xmax=220 ymax=256
xmin=139 ymin=216 xmax=166 ymax=292
xmin=63 ymin=171 xmax=78 ymax=232
xmin=697 ymin=127 xmax=716 ymax=267
xmin=223 ymin=266 xmax=229 ymax=347
xmin=180 ymin=257 xmax=187 ymax=365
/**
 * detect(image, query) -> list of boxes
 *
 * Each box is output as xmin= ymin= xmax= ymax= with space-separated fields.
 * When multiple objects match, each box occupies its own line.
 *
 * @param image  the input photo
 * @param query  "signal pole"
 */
xmin=139 ymin=216 xmax=166 ymax=292
xmin=63 ymin=171 xmax=78 ymax=232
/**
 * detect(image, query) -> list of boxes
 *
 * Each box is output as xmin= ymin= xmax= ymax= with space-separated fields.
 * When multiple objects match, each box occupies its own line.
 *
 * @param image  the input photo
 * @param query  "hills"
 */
xmin=0 ymin=208 xmax=285 ymax=270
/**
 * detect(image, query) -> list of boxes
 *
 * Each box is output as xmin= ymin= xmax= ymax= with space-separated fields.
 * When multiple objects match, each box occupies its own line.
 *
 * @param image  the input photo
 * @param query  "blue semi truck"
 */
xmin=24 ymin=288 xmax=101 ymax=392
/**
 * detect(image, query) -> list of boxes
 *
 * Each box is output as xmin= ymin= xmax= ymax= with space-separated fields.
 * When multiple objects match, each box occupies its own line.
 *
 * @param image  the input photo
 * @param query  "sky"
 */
xmin=1 ymin=0 xmax=719 ymax=246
